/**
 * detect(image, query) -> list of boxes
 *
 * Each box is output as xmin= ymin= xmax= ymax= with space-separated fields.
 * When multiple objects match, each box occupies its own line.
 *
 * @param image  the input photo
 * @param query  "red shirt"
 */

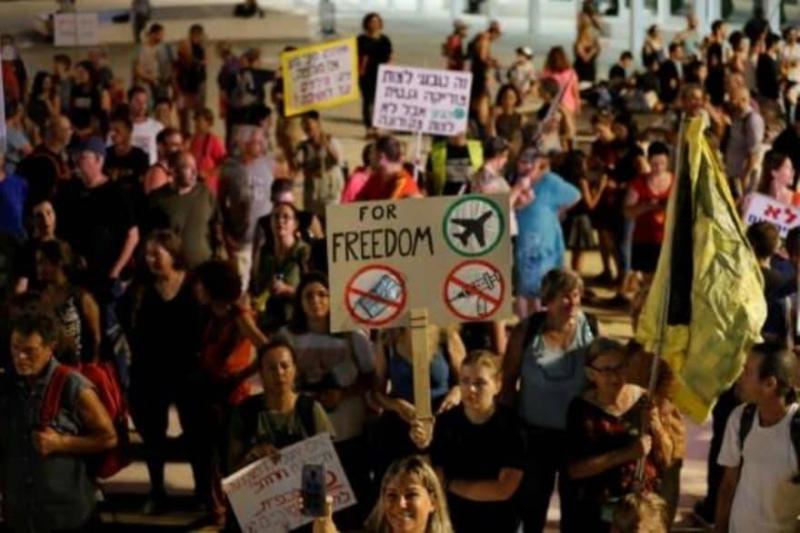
xmin=356 ymin=169 xmax=421 ymax=201
xmin=190 ymin=133 xmax=226 ymax=195
xmin=631 ymin=173 xmax=673 ymax=244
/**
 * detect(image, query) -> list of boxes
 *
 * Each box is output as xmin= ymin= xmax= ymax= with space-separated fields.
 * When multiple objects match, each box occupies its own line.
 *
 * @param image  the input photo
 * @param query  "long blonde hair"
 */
xmin=366 ymin=456 xmax=454 ymax=533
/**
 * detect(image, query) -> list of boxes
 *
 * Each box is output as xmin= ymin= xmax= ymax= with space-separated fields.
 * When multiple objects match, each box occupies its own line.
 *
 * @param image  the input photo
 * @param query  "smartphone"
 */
xmin=301 ymin=464 xmax=326 ymax=517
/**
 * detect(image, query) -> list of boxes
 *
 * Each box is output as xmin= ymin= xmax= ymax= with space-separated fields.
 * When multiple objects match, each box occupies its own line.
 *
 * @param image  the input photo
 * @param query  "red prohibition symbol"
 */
xmin=344 ymin=264 xmax=407 ymax=326
xmin=443 ymin=259 xmax=504 ymax=321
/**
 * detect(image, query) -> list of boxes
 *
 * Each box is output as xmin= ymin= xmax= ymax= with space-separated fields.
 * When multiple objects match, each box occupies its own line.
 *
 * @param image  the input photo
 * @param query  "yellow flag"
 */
xmin=636 ymin=116 xmax=766 ymax=423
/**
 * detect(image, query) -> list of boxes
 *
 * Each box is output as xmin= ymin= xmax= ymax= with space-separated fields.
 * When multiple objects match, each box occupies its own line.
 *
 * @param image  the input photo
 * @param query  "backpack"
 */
xmin=738 ymin=403 xmax=800 ymax=483
xmin=40 ymin=362 xmax=131 ymax=480
xmin=238 ymin=393 xmax=317 ymax=450
xmin=521 ymin=311 xmax=599 ymax=349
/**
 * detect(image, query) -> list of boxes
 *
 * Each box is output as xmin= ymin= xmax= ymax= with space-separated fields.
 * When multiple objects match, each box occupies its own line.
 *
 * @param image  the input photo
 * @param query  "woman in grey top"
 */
xmin=500 ymin=268 xmax=597 ymax=533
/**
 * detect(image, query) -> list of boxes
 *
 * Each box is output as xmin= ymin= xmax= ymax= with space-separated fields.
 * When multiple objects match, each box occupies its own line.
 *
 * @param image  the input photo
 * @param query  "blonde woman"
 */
xmin=314 ymin=455 xmax=454 ymax=533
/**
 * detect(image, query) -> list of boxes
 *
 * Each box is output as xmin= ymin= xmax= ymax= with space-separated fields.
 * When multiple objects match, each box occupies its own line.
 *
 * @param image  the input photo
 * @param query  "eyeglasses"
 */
xmin=590 ymin=362 xmax=626 ymax=375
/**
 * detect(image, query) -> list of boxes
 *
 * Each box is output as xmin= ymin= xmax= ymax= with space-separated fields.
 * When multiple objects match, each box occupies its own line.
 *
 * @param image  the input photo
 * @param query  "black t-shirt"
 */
xmin=430 ymin=405 xmax=525 ymax=533
xmin=59 ymin=180 xmax=136 ymax=282
xmin=226 ymin=67 xmax=276 ymax=125
xmin=357 ymin=34 xmax=392 ymax=87
xmin=104 ymin=145 xmax=150 ymax=190
xmin=756 ymin=54 xmax=780 ymax=100
xmin=69 ymin=84 xmax=103 ymax=130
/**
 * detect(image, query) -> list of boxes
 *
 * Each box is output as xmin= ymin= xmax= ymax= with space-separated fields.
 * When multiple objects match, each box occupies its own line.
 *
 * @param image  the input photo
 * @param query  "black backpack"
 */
xmin=238 ymin=393 xmax=318 ymax=450
xmin=738 ymin=403 xmax=800 ymax=483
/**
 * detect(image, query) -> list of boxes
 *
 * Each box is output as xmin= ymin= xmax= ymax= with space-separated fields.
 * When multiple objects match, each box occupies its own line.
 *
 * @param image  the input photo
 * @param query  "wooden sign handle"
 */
xmin=409 ymin=308 xmax=433 ymax=419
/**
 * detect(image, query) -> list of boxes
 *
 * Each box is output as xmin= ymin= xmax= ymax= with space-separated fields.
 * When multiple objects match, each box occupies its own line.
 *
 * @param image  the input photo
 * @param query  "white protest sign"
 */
xmin=326 ymin=194 xmax=512 ymax=332
xmin=54 ymin=12 xmax=99 ymax=46
xmin=281 ymin=37 xmax=359 ymax=116
xmin=372 ymin=65 xmax=472 ymax=136
xmin=743 ymin=192 xmax=800 ymax=238
xmin=222 ymin=433 xmax=355 ymax=533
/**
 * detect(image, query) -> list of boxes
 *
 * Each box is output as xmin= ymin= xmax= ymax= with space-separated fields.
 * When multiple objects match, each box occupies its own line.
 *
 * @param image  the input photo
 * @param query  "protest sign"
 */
xmin=54 ymin=12 xmax=99 ymax=46
xmin=372 ymin=65 xmax=472 ymax=136
xmin=326 ymin=194 xmax=512 ymax=333
xmin=281 ymin=37 xmax=359 ymax=116
xmin=743 ymin=193 xmax=800 ymax=238
xmin=222 ymin=433 xmax=354 ymax=533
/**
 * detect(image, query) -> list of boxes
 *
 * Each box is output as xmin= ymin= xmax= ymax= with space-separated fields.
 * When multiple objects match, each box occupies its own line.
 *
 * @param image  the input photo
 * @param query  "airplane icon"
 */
xmin=452 ymin=211 xmax=493 ymax=247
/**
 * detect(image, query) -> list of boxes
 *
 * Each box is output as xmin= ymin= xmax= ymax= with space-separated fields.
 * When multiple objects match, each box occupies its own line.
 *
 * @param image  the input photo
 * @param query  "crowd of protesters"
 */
xmin=0 ymin=4 xmax=798 ymax=533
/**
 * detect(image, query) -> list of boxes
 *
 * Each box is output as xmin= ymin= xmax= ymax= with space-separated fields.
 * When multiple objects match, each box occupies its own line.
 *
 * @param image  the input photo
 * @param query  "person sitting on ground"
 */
xmin=224 ymin=339 xmax=333 ymax=474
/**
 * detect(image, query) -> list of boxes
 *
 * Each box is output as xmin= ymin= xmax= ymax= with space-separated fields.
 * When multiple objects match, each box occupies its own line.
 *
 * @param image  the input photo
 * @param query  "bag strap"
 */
xmin=791 ymin=410 xmax=800 ymax=483
xmin=738 ymin=403 xmax=757 ymax=459
xmin=39 ymin=365 xmax=73 ymax=429
xmin=295 ymin=394 xmax=317 ymax=437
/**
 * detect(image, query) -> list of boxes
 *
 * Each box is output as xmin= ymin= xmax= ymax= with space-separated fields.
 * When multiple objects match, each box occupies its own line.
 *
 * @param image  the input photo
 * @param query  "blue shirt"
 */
xmin=519 ymin=312 xmax=595 ymax=429
xmin=0 ymin=173 xmax=28 ymax=240
xmin=514 ymin=171 xmax=580 ymax=296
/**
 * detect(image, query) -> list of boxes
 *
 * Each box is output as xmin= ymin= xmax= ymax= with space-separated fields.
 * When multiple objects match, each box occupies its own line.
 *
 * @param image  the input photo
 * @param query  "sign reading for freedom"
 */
xmin=326 ymin=195 xmax=512 ymax=332
xmin=222 ymin=433 xmax=354 ymax=533
xmin=372 ymin=65 xmax=472 ymax=136
xmin=281 ymin=37 xmax=359 ymax=117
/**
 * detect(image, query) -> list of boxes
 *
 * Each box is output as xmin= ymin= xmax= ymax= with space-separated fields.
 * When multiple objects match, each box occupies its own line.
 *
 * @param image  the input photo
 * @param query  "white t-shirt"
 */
xmin=280 ymin=328 xmax=375 ymax=442
xmin=718 ymin=402 xmax=800 ymax=533
xmin=132 ymin=118 xmax=163 ymax=165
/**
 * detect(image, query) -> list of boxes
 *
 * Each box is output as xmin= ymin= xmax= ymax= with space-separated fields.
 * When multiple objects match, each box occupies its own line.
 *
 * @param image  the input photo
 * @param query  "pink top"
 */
xmin=190 ymin=133 xmax=227 ymax=195
xmin=540 ymin=68 xmax=580 ymax=115
xmin=340 ymin=167 xmax=371 ymax=203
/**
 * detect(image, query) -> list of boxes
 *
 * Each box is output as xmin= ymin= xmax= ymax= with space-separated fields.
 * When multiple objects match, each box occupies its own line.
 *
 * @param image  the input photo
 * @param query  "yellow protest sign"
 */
xmin=280 ymin=37 xmax=359 ymax=116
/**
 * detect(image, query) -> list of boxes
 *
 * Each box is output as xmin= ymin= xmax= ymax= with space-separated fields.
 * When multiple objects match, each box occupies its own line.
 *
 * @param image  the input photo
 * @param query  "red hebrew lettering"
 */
xmin=784 ymin=207 xmax=797 ymax=224
xmin=764 ymin=205 xmax=781 ymax=219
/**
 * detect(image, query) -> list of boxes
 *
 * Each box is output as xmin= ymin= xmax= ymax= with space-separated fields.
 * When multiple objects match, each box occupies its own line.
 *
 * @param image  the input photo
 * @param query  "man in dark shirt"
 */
xmin=16 ymin=114 xmax=73 ymax=205
xmin=105 ymin=113 xmax=150 ymax=221
xmin=59 ymin=137 xmax=139 ymax=293
xmin=756 ymin=33 xmax=782 ymax=102
xmin=0 ymin=311 xmax=116 ymax=532
xmin=146 ymin=151 xmax=221 ymax=268
xmin=659 ymin=42 xmax=684 ymax=106
xmin=224 ymin=48 xmax=275 ymax=129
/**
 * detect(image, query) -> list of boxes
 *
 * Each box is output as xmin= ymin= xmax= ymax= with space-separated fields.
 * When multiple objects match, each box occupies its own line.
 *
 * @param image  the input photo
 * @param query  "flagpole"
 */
xmin=635 ymin=115 xmax=689 ymax=484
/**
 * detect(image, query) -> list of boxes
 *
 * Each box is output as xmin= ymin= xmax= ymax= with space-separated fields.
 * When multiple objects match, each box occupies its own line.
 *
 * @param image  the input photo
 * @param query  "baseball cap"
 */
xmin=78 ymin=137 xmax=106 ymax=157
xmin=516 ymin=46 xmax=533 ymax=58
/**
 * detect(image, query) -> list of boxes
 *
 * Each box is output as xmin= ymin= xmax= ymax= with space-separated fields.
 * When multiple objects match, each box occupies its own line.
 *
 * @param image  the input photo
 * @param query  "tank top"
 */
xmin=519 ymin=312 xmax=594 ymax=429
xmin=631 ymin=173 xmax=673 ymax=244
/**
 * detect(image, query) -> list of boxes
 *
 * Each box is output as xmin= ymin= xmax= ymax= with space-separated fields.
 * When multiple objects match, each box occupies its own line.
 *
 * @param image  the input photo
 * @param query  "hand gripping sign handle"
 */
xmin=409 ymin=308 xmax=433 ymax=419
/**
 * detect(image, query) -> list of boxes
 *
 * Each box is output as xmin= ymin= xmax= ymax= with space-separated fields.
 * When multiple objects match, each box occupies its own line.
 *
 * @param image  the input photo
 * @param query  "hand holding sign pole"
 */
xmin=409 ymin=308 xmax=433 ymax=420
